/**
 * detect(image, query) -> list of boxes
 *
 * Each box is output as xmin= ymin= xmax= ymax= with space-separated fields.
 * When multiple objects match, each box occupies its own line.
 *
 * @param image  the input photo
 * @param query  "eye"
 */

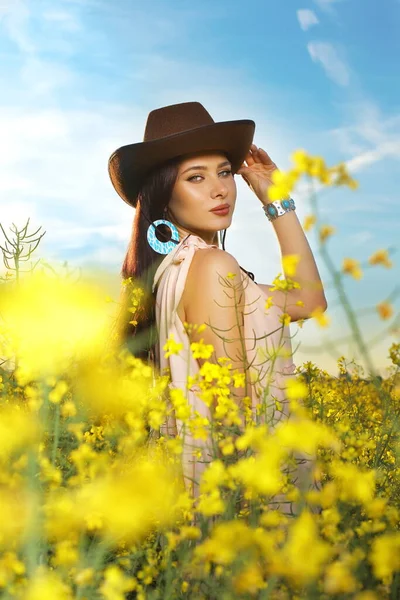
xmin=188 ymin=169 xmax=232 ymax=182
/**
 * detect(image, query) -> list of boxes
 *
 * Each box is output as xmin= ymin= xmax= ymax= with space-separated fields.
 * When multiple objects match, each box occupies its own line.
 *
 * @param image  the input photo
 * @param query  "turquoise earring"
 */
xmin=147 ymin=216 xmax=179 ymax=254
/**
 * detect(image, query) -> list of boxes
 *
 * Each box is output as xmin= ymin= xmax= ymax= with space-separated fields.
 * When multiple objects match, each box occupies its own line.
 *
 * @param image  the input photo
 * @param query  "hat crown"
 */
xmin=143 ymin=102 xmax=215 ymax=142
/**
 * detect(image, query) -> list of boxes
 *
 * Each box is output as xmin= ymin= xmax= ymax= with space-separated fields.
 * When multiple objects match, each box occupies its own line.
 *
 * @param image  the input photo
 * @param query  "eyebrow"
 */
xmin=180 ymin=160 xmax=232 ymax=176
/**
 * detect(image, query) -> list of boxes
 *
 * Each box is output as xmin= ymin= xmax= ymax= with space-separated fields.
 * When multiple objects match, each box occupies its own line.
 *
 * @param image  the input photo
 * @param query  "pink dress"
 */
xmin=152 ymin=234 xmax=312 ymax=506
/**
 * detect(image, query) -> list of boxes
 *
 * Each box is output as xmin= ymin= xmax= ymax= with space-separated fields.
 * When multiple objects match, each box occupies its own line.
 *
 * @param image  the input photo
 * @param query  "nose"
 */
xmin=211 ymin=179 xmax=229 ymax=198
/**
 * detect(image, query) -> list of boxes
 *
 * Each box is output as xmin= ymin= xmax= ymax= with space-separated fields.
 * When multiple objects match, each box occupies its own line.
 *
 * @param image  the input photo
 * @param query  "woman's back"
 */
xmin=152 ymin=234 xmax=299 ymax=498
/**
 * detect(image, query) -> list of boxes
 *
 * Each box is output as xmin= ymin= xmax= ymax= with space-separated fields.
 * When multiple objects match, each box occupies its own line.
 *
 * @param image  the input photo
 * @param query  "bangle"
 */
xmin=263 ymin=198 xmax=296 ymax=221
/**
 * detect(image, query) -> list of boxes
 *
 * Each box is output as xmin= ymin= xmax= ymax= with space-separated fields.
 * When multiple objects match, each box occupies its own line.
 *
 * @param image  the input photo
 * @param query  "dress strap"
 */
xmin=152 ymin=234 xmax=218 ymax=314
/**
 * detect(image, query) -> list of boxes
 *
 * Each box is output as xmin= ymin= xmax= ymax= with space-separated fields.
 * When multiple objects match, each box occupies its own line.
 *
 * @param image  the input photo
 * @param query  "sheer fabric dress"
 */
xmin=152 ymin=234 xmax=313 ymax=507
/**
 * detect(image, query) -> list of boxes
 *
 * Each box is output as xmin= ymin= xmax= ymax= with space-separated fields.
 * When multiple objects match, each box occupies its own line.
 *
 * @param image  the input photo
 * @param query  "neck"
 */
xmin=174 ymin=223 xmax=219 ymax=246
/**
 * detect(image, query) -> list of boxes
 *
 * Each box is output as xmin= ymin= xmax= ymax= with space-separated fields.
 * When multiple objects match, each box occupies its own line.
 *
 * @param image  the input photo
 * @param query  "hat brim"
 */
xmin=108 ymin=119 xmax=255 ymax=208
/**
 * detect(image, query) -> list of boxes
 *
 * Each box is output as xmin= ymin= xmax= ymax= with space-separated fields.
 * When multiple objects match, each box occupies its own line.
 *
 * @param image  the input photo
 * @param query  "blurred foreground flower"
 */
xmin=0 ymin=271 xmax=112 ymax=378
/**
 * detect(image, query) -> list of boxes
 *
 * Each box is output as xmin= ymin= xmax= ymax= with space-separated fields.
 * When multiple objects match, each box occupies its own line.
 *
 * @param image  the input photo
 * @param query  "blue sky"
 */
xmin=0 ymin=0 xmax=399 ymax=376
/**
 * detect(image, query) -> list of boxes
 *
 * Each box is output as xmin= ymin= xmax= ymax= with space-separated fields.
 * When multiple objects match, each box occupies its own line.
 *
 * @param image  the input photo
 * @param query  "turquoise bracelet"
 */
xmin=262 ymin=197 xmax=296 ymax=221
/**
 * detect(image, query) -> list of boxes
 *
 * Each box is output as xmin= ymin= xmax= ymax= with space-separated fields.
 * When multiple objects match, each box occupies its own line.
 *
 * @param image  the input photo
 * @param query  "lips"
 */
xmin=210 ymin=203 xmax=230 ymax=213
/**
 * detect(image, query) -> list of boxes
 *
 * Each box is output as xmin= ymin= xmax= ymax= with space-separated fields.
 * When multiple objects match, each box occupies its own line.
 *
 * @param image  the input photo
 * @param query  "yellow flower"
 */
xmin=342 ymin=258 xmax=363 ymax=280
xmin=190 ymin=338 xmax=214 ymax=359
xmin=23 ymin=565 xmax=73 ymax=600
xmin=163 ymin=333 xmax=183 ymax=358
xmin=270 ymin=273 xmax=301 ymax=292
xmin=51 ymin=540 xmax=79 ymax=568
xmin=188 ymin=412 xmax=210 ymax=441
xmin=282 ymin=254 xmax=300 ymax=277
xmin=219 ymin=436 xmax=235 ymax=456
xmin=310 ymin=156 xmax=331 ymax=184
xmin=276 ymin=418 xmax=339 ymax=455
xmin=296 ymin=300 xmax=305 ymax=307
xmin=330 ymin=461 xmax=376 ymax=505
xmin=303 ymin=214 xmax=317 ymax=231
xmin=233 ymin=563 xmax=266 ymax=595
xmin=99 ymin=565 xmax=136 ymax=598
xmin=197 ymin=488 xmax=225 ymax=516
xmin=226 ymin=272 xmax=237 ymax=280
xmin=61 ymin=401 xmax=77 ymax=419
xmin=330 ymin=162 xmax=359 ymax=189
xmin=267 ymin=169 xmax=298 ymax=201
xmin=319 ymin=225 xmax=336 ymax=244
xmin=265 ymin=296 xmax=274 ymax=310
xmin=310 ymin=306 xmax=330 ymax=327
xmin=323 ymin=560 xmax=357 ymax=594
xmin=273 ymin=510 xmax=332 ymax=585
xmin=369 ymin=532 xmax=400 ymax=582
xmin=368 ymin=249 xmax=393 ymax=268
xmin=74 ymin=568 xmax=95 ymax=586
xmin=170 ymin=388 xmax=191 ymax=422
xmin=48 ymin=380 xmax=69 ymax=404
xmin=376 ymin=301 xmax=393 ymax=320
xmin=285 ymin=378 xmax=308 ymax=400
xmin=291 ymin=149 xmax=312 ymax=174
xmin=279 ymin=313 xmax=291 ymax=326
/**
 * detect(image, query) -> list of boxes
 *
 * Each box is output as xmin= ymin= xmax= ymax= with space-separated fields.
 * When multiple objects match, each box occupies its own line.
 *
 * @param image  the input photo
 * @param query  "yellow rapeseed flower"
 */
xmin=279 ymin=313 xmax=291 ymax=326
xmin=48 ymin=380 xmax=69 ymax=404
xmin=376 ymin=301 xmax=393 ymax=320
xmin=200 ymin=460 xmax=230 ymax=494
xmin=282 ymin=254 xmax=300 ymax=277
xmin=76 ymin=458 xmax=180 ymax=544
xmin=319 ymin=225 xmax=336 ymax=244
xmin=163 ymin=333 xmax=183 ymax=358
xmin=190 ymin=338 xmax=214 ymax=359
xmin=291 ymin=149 xmax=312 ymax=174
xmin=368 ymin=249 xmax=393 ymax=268
xmin=275 ymin=418 xmax=340 ymax=455
xmin=310 ymin=306 xmax=330 ymax=327
xmin=233 ymin=563 xmax=266 ymax=595
xmin=0 ymin=271 xmax=111 ymax=377
xmin=330 ymin=162 xmax=359 ymax=189
xmin=342 ymin=258 xmax=363 ymax=280
xmin=197 ymin=488 xmax=225 ymax=516
xmin=285 ymin=378 xmax=308 ymax=400
xmin=369 ymin=532 xmax=400 ymax=582
xmin=323 ymin=560 xmax=358 ymax=594
xmin=23 ymin=565 xmax=73 ymax=600
xmin=99 ymin=565 xmax=136 ymax=599
xmin=310 ymin=156 xmax=331 ymax=184
xmin=271 ymin=510 xmax=332 ymax=585
xmin=265 ymin=296 xmax=274 ymax=310
xmin=267 ymin=169 xmax=299 ymax=201
xmin=330 ymin=461 xmax=376 ymax=505
xmin=303 ymin=214 xmax=317 ymax=231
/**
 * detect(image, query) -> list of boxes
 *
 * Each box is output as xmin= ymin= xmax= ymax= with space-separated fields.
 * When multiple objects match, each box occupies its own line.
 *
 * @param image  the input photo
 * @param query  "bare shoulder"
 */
xmin=183 ymin=247 xmax=242 ymax=311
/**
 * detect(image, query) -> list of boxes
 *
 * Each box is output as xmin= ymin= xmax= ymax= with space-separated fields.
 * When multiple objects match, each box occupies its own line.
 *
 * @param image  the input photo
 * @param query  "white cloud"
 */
xmin=297 ymin=9 xmax=319 ymax=31
xmin=313 ymin=0 xmax=346 ymax=14
xmin=0 ymin=0 xmax=34 ymax=54
xmin=307 ymin=41 xmax=350 ymax=86
xmin=42 ymin=9 xmax=81 ymax=32
xmin=328 ymin=100 xmax=400 ymax=171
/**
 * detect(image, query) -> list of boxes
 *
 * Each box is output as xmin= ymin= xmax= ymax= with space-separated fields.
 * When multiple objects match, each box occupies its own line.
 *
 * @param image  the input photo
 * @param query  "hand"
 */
xmin=236 ymin=143 xmax=279 ymax=204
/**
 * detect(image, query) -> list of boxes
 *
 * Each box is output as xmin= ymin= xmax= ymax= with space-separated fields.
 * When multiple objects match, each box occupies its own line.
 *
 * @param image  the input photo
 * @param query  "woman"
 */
xmin=108 ymin=101 xmax=327 ymax=498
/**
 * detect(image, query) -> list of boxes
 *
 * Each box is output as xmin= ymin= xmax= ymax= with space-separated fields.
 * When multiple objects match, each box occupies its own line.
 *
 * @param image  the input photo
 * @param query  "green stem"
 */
xmin=309 ymin=183 xmax=376 ymax=377
xmin=51 ymin=402 xmax=60 ymax=465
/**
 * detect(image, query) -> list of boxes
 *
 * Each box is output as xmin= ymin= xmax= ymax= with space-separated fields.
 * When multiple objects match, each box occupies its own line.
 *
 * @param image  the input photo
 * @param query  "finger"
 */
xmin=258 ymin=147 xmax=274 ymax=163
xmin=249 ymin=143 xmax=262 ymax=164
xmin=244 ymin=150 xmax=255 ymax=168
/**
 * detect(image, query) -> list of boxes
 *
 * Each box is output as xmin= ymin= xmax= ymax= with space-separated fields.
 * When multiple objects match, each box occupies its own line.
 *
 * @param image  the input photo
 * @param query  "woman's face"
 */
xmin=167 ymin=151 xmax=237 ymax=245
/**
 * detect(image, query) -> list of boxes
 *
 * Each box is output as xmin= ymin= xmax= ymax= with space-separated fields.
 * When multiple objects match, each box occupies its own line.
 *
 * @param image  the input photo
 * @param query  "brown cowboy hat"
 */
xmin=108 ymin=101 xmax=255 ymax=208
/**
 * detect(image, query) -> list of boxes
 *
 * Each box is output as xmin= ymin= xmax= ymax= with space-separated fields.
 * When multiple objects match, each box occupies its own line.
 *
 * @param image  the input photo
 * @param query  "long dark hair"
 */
xmin=114 ymin=154 xmax=255 ymax=368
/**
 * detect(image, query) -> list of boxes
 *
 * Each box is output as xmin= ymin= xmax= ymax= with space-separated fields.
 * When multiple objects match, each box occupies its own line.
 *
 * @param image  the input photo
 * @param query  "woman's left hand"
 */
xmin=236 ymin=143 xmax=278 ymax=204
